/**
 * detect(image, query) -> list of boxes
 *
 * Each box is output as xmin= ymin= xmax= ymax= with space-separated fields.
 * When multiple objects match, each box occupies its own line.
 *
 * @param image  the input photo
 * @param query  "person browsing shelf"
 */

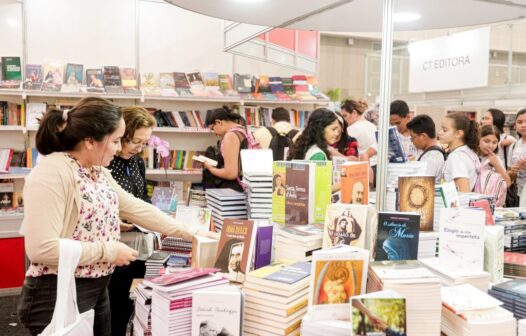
xmin=438 ymin=112 xmax=481 ymax=193
xmin=390 ymin=100 xmax=421 ymax=160
xmin=253 ymin=107 xmax=299 ymax=159
xmin=288 ymin=108 xmax=340 ymax=161
xmin=480 ymin=108 xmax=516 ymax=169
xmin=106 ymin=105 xmax=156 ymax=336
xmin=17 ymin=97 xmax=206 ymax=336
xmin=406 ymin=114 xmax=446 ymax=183
xmin=202 ymin=107 xmax=257 ymax=192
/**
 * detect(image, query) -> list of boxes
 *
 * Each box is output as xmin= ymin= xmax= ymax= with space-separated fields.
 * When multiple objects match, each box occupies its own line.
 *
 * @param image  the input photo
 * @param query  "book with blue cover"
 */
xmin=375 ymin=211 xmax=420 ymax=261
xmin=376 ymin=126 xmax=406 ymax=163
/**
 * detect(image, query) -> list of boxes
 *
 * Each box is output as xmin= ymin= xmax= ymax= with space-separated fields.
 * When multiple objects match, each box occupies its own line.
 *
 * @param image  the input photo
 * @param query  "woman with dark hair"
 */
xmin=288 ymin=108 xmax=340 ymax=160
xmin=203 ymin=106 xmax=257 ymax=192
xmin=480 ymin=108 xmax=516 ymax=168
xmin=272 ymin=174 xmax=285 ymax=196
xmin=328 ymin=112 xmax=359 ymax=159
xmin=438 ymin=112 xmax=481 ymax=192
xmin=17 ymin=97 xmax=205 ymax=336
xmin=509 ymin=108 xmax=526 ymax=200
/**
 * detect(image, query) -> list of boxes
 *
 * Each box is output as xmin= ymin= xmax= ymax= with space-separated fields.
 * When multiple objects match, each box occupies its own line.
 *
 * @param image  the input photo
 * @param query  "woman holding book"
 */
xmin=202 ymin=106 xmax=257 ymax=192
xmin=438 ymin=112 xmax=481 ymax=192
xmin=17 ymin=97 xmax=207 ymax=336
xmin=288 ymin=108 xmax=340 ymax=160
xmin=106 ymin=105 xmax=157 ymax=336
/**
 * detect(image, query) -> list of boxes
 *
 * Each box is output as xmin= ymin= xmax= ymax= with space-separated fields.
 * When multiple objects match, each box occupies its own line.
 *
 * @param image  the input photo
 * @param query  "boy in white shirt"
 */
xmin=390 ymin=100 xmax=421 ymax=160
xmin=406 ymin=114 xmax=446 ymax=183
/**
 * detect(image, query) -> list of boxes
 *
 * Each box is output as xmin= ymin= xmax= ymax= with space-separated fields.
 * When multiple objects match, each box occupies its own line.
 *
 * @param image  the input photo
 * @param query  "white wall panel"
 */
xmin=0 ymin=2 xmax=22 ymax=58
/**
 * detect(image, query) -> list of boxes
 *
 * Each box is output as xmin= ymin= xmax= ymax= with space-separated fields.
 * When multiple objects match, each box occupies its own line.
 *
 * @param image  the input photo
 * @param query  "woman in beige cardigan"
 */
xmin=17 ymin=97 xmax=207 ymax=336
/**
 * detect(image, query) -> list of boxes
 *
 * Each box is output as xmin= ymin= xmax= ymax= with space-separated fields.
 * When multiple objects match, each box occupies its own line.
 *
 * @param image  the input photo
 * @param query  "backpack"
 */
xmin=267 ymin=127 xmax=299 ymax=161
xmin=474 ymin=160 xmax=507 ymax=207
xmin=418 ymin=145 xmax=446 ymax=161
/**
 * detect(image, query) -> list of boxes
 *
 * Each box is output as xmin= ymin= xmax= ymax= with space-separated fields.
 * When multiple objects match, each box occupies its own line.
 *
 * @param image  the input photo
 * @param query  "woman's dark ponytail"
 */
xmin=465 ymin=119 xmax=480 ymax=152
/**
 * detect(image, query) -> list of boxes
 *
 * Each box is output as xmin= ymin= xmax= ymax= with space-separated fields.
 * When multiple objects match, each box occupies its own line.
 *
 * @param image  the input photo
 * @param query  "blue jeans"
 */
xmin=17 ymin=274 xmax=111 ymax=336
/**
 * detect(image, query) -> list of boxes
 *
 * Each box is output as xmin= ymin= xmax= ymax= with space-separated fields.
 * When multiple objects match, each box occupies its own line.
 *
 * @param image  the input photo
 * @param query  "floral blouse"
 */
xmin=27 ymin=154 xmax=120 ymax=278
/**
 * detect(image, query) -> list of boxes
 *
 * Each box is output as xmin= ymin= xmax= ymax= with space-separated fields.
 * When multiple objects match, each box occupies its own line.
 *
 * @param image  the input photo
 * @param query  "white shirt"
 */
xmin=498 ymin=133 xmax=516 ymax=169
xmin=397 ymin=130 xmax=422 ymax=161
xmin=419 ymin=147 xmax=446 ymax=183
xmin=347 ymin=119 xmax=378 ymax=166
xmin=511 ymin=138 xmax=526 ymax=195
xmin=442 ymin=145 xmax=481 ymax=191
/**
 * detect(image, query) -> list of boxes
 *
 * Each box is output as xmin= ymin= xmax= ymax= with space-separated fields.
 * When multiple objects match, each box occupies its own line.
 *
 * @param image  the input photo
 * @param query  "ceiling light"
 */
xmin=393 ymin=12 xmax=421 ymax=23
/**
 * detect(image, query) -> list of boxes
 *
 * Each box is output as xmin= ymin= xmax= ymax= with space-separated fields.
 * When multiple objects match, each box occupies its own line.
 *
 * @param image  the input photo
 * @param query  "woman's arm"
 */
xmin=204 ymin=132 xmax=241 ymax=180
xmin=487 ymin=153 xmax=512 ymax=187
xmin=454 ymin=178 xmax=471 ymax=193
xmin=502 ymin=137 xmax=516 ymax=147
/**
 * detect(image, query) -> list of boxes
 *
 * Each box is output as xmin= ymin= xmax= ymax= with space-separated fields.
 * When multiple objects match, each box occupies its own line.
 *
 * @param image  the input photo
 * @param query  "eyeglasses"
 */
xmin=127 ymin=138 xmax=150 ymax=148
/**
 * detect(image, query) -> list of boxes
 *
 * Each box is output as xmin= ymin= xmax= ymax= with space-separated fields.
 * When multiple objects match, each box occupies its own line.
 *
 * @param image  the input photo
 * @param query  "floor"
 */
xmin=0 ymin=295 xmax=29 ymax=336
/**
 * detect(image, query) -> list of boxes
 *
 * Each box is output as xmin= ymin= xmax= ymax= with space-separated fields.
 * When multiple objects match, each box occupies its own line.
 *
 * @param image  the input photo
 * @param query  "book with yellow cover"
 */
xmin=341 ymin=162 xmax=369 ymax=205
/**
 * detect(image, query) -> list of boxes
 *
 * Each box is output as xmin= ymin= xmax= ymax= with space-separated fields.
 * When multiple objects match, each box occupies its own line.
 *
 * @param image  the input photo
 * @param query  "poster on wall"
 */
xmin=408 ymin=27 xmax=490 ymax=93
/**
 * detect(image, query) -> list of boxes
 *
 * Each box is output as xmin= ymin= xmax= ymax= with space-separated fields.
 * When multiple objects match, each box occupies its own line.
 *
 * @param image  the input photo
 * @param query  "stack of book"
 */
xmin=145 ymin=251 xmax=171 ymax=278
xmin=301 ymin=313 xmax=351 ymax=336
xmin=420 ymin=258 xmax=491 ymax=292
xmin=494 ymin=207 xmax=526 ymax=222
xmin=161 ymin=237 xmax=192 ymax=259
xmin=242 ymin=260 xmax=311 ymax=336
xmin=205 ymin=188 xmax=247 ymax=232
xmin=274 ymin=224 xmax=323 ymax=262
xmin=418 ymin=231 xmax=439 ymax=259
xmin=504 ymin=252 xmax=526 ymax=277
xmin=498 ymin=220 xmax=526 ymax=252
xmin=433 ymin=185 xmax=446 ymax=231
xmin=384 ymin=161 xmax=427 ymax=211
xmin=186 ymin=188 xmax=206 ymax=208
xmin=367 ymin=260 xmax=441 ymax=336
xmin=441 ymin=284 xmax=516 ymax=336
xmin=146 ymin=268 xmax=228 ymax=336
xmin=488 ymin=279 xmax=526 ymax=319
xmin=133 ymin=282 xmax=153 ymax=336
xmin=484 ymin=225 xmax=504 ymax=284
xmin=243 ymin=172 xmax=272 ymax=220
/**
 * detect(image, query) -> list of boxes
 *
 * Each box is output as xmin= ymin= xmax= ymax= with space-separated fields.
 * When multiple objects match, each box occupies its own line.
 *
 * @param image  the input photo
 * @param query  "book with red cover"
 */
xmin=469 ymin=198 xmax=494 ymax=225
xmin=143 ymin=267 xmax=219 ymax=287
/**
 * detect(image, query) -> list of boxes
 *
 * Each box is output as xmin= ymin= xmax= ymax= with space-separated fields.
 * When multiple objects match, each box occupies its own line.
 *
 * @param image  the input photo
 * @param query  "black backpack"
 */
xmin=267 ymin=127 xmax=299 ymax=161
xmin=417 ymin=145 xmax=446 ymax=161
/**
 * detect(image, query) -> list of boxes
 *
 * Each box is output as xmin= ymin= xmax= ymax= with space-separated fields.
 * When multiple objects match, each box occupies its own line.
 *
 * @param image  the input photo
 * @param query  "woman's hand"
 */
xmin=328 ymin=146 xmax=342 ymax=157
xmin=120 ymin=221 xmax=134 ymax=232
xmin=202 ymin=161 xmax=212 ymax=171
xmin=113 ymin=242 xmax=138 ymax=266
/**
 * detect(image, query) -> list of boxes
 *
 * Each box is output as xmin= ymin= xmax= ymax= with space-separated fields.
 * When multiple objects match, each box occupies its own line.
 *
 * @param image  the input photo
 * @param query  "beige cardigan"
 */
xmin=21 ymin=152 xmax=196 ymax=267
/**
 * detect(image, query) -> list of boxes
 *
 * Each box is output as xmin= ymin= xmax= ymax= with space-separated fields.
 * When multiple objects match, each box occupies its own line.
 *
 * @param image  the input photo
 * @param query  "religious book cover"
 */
xmin=214 ymin=218 xmax=257 ymax=283
xmin=351 ymin=292 xmax=406 ymax=336
xmin=323 ymin=204 xmax=368 ymax=249
xmin=309 ymin=245 xmax=369 ymax=321
xmin=285 ymin=161 xmax=314 ymax=225
xmin=272 ymin=161 xmax=287 ymax=224
xmin=375 ymin=211 xmax=420 ymax=261
xmin=341 ymin=161 xmax=369 ymax=205
xmin=23 ymin=64 xmax=43 ymax=90
xmin=398 ymin=176 xmax=434 ymax=231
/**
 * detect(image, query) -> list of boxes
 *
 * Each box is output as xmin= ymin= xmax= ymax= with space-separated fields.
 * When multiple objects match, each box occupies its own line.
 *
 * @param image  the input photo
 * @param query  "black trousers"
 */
xmin=108 ymin=260 xmax=146 ymax=336
xmin=17 ymin=274 xmax=111 ymax=336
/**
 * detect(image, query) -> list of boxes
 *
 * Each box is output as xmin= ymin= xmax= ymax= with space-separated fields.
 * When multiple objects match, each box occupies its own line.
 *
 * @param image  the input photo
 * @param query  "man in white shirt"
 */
xmin=253 ymin=107 xmax=298 ymax=160
xmin=406 ymin=114 xmax=446 ymax=182
xmin=390 ymin=100 xmax=421 ymax=160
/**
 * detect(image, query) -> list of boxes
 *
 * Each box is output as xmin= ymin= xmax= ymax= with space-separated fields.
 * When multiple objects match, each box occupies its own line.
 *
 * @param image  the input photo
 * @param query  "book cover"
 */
xmin=174 ymin=72 xmax=193 ymax=96
xmin=25 ymin=102 xmax=46 ymax=129
xmin=398 ymin=176 xmax=434 ymax=231
xmin=143 ymin=267 xmax=219 ymax=287
xmin=309 ymin=245 xmax=369 ymax=321
xmin=311 ymin=161 xmax=332 ymax=224
xmin=214 ymin=218 xmax=257 ymax=283
xmin=202 ymin=72 xmax=220 ymax=88
xmin=469 ymin=198 xmax=494 ymax=225
xmin=64 ymin=63 xmax=83 ymax=86
xmin=254 ymin=223 xmax=273 ymax=269
xmin=218 ymin=74 xmax=237 ymax=96
xmin=159 ymin=72 xmax=177 ymax=95
xmin=42 ymin=63 xmax=63 ymax=91
xmin=246 ymin=260 xmax=311 ymax=289
xmin=484 ymin=225 xmax=504 ymax=284
xmin=272 ymin=161 xmax=287 ymax=224
xmin=120 ymin=67 xmax=141 ymax=94
xmin=174 ymin=205 xmax=212 ymax=232
xmin=140 ymin=72 xmax=160 ymax=95
xmin=439 ymin=208 xmax=485 ymax=273
xmin=186 ymin=71 xmax=206 ymax=96
xmin=285 ymin=161 xmax=314 ymax=225
xmin=376 ymin=127 xmax=406 ymax=163
xmin=341 ymin=162 xmax=369 ymax=205
xmin=1 ymin=57 xmax=22 ymax=81
xmin=439 ymin=181 xmax=459 ymax=207
xmin=103 ymin=66 xmax=123 ymax=93
xmin=151 ymin=186 xmax=173 ymax=212
xmin=233 ymin=73 xmax=252 ymax=93
xmin=0 ymin=191 xmax=14 ymax=210
xmin=85 ymin=68 xmax=105 ymax=92
xmin=323 ymin=204 xmax=368 ymax=249
xmin=351 ymin=292 xmax=406 ymax=336
xmin=192 ymin=287 xmax=243 ymax=336
xmin=375 ymin=211 xmax=420 ymax=261
xmin=23 ymin=64 xmax=43 ymax=90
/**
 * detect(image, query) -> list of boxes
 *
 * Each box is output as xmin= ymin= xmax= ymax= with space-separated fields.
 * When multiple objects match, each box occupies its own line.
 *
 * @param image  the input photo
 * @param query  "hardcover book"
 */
xmin=103 ymin=66 xmax=124 ymax=93
xmin=192 ymin=287 xmax=244 ymax=336
xmin=85 ymin=68 xmax=105 ymax=92
xmin=341 ymin=161 xmax=369 ymax=205
xmin=23 ymin=64 xmax=43 ymax=90
xmin=375 ymin=211 xmax=420 ymax=261
xmin=202 ymin=72 xmax=222 ymax=97
xmin=309 ymin=245 xmax=369 ymax=321
xmin=398 ymin=176 xmax=434 ymax=231
xmin=439 ymin=208 xmax=485 ymax=273
xmin=376 ymin=127 xmax=406 ymax=163
xmin=42 ymin=63 xmax=63 ymax=91
xmin=351 ymin=291 xmax=406 ymax=336
xmin=323 ymin=204 xmax=368 ymax=249
xmin=214 ymin=218 xmax=257 ymax=283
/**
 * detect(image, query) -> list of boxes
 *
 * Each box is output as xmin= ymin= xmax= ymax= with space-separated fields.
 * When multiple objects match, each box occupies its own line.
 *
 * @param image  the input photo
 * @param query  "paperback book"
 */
xmin=323 ymin=204 xmax=368 ymax=249
xmin=85 ymin=68 xmax=105 ymax=93
xmin=23 ymin=64 xmax=43 ymax=90
xmin=341 ymin=161 xmax=369 ymax=205
xmin=0 ymin=57 xmax=21 ymax=88
xmin=192 ymin=287 xmax=244 ymax=336
xmin=42 ymin=63 xmax=63 ymax=91
xmin=375 ymin=211 xmax=420 ymax=261
xmin=398 ymin=175 xmax=435 ymax=231
xmin=351 ymin=291 xmax=406 ymax=336
xmin=62 ymin=63 xmax=83 ymax=92
xmin=103 ymin=66 xmax=124 ymax=93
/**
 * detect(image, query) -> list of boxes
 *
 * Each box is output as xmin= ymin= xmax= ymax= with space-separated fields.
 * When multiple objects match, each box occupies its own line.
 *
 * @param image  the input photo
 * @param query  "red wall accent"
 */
xmin=0 ymin=238 xmax=25 ymax=288
xmin=268 ymin=28 xmax=296 ymax=50
xmin=298 ymin=30 xmax=318 ymax=59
